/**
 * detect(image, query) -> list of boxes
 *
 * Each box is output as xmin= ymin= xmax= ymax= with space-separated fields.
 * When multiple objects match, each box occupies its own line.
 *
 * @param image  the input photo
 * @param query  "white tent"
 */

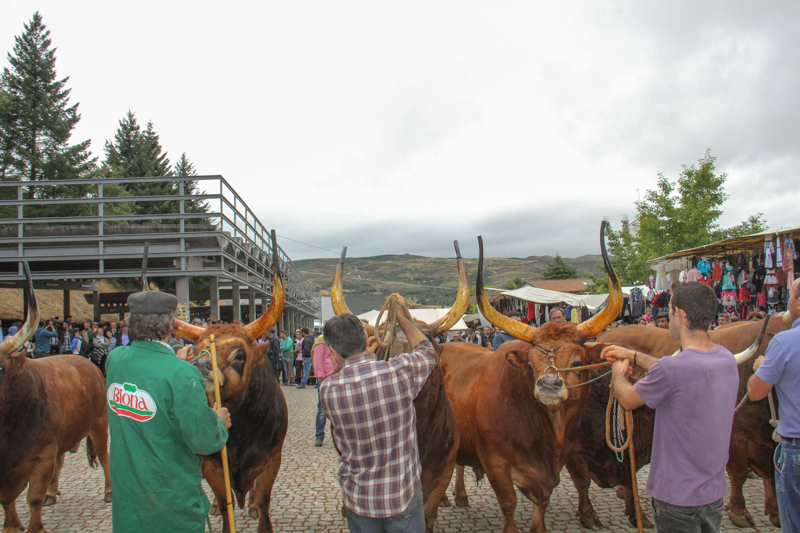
xmin=358 ymin=308 xmax=468 ymax=331
xmin=501 ymin=286 xmax=610 ymax=311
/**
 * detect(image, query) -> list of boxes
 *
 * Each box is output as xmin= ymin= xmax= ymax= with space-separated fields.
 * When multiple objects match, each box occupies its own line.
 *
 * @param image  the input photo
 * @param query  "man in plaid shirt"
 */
xmin=320 ymin=302 xmax=435 ymax=532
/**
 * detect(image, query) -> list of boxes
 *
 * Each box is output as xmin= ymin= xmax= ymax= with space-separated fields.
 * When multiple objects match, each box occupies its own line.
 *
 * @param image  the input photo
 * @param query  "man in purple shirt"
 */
xmin=748 ymin=277 xmax=800 ymax=531
xmin=603 ymin=282 xmax=738 ymax=532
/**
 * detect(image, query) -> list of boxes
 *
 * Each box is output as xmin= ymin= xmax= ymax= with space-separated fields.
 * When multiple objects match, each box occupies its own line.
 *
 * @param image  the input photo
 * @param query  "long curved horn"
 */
xmin=330 ymin=246 xmax=375 ymax=336
xmin=331 ymin=247 xmax=352 ymax=316
xmin=244 ymin=230 xmax=286 ymax=341
xmin=172 ymin=319 xmax=204 ymax=343
xmin=576 ymin=221 xmax=624 ymax=341
xmin=428 ymin=240 xmax=471 ymax=335
xmin=0 ymin=262 xmax=40 ymax=354
xmin=476 ymin=236 xmax=537 ymax=343
xmin=734 ymin=312 xmax=771 ymax=365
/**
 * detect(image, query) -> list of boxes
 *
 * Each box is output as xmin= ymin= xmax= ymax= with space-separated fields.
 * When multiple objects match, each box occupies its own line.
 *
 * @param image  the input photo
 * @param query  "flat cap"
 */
xmin=128 ymin=291 xmax=178 ymax=315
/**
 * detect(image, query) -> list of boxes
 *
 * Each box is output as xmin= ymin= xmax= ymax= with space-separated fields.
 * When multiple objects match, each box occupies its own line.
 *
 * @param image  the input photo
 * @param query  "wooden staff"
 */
xmin=209 ymin=334 xmax=236 ymax=533
xmin=624 ymin=409 xmax=643 ymax=533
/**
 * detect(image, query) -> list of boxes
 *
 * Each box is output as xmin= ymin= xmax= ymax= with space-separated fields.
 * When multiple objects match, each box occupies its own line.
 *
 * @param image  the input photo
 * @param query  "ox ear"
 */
xmin=504 ymin=348 xmax=528 ymax=369
xmin=583 ymin=342 xmax=610 ymax=364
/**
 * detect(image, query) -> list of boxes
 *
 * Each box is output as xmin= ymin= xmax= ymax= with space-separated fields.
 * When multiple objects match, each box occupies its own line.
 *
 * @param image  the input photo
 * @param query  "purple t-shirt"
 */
xmin=635 ymin=345 xmax=738 ymax=506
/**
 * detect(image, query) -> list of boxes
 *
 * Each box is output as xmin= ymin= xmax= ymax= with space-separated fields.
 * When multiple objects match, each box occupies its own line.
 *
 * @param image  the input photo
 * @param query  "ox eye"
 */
xmin=234 ymin=352 xmax=245 ymax=362
xmin=571 ymin=361 xmax=582 ymax=368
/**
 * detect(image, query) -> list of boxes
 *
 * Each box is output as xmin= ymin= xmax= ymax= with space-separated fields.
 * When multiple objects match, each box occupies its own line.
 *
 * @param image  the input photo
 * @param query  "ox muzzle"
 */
xmin=534 ymin=370 xmax=569 ymax=405
xmin=194 ymin=353 xmax=226 ymax=391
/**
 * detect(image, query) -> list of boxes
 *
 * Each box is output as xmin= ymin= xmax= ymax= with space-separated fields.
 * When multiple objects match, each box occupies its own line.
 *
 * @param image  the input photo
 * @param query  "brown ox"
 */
xmin=0 ymin=263 xmax=111 ymax=533
xmin=566 ymin=314 xmax=788 ymax=529
xmin=441 ymin=222 xmax=623 ymax=533
xmin=329 ymin=241 xmax=470 ymax=533
xmin=173 ymin=257 xmax=287 ymax=533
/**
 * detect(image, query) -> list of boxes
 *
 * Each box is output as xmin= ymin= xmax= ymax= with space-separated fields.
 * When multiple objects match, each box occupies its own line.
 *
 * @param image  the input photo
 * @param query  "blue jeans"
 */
xmin=651 ymin=497 xmax=723 ymax=533
xmin=775 ymin=438 xmax=800 ymax=532
xmin=301 ymin=357 xmax=313 ymax=386
xmin=345 ymin=482 xmax=424 ymax=533
xmin=316 ymin=385 xmax=327 ymax=440
xmin=279 ymin=358 xmax=290 ymax=384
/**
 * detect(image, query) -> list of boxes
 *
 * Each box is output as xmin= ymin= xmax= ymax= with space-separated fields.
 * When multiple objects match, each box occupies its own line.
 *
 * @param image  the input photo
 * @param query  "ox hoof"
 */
xmin=728 ymin=511 xmax=755 ymax=528
xmin=629 ymin=514 xmax=654 ymax=529
xmin=579 ymin=515 xmax=604 ymax=529
xmin=769 ymin=513 xmax=781 ymax=527
xmin=104 ymin=492 xmax=113 ymax=503
xmin=210 ymin=503 xmax=221 ymax=516
xmin=454 ymin=496 xmax=470 ymax=508
xmin=615 ymin=486 xmax=625 ymax=499
xmin=248 ymin=507 xmax=259 ymax=519
xmin=439 ymin=495 xmax=451 ymax=508
xmin=44 ymin=494 xmax=58 ymax=506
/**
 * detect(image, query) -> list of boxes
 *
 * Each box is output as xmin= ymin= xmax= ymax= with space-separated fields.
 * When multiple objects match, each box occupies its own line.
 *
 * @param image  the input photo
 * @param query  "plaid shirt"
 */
xmin=319 ymin=340 xmax=436 ymax=517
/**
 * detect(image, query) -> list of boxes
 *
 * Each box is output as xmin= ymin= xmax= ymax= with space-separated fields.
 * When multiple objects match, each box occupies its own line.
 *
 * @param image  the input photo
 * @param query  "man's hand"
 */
xmin=612 ymin=358 xmax=633 ymax=378
xmin=213 ymin=402 xmax=231 ymax=429
xmin=753 ymin=355 xmax=765 ymax=372
xmin=393 ymin=296 xmax=427 ymax=349
xmin=602 ymin=345 xmax=635 ymax=363
xmin=176 ymin=345 xmax=194 ymax=363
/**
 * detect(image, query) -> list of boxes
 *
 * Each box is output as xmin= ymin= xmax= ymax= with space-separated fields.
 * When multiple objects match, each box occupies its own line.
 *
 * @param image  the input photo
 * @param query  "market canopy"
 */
xmin=357 ymin=307 xmax=468 ymax=331
xmin=501 ymin=286 xmax=609 ymax=311
xmin=649 ymin=225 xmax=800 ymax=264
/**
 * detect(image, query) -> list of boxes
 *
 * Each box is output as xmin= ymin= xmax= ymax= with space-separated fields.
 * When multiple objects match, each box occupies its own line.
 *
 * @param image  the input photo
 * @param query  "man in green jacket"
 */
xmin=106 ymin=291 xmax=230 ymax=533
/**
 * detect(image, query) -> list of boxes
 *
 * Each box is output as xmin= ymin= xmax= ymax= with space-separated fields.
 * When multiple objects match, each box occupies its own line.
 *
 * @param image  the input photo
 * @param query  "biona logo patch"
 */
xmin=107 ymin=382 xmax=157 ymax=422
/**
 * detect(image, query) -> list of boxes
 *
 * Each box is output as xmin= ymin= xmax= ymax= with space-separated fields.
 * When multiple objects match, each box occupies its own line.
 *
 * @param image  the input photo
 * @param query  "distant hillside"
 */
xmin=295 ymin=254 xmax=604 ymax=306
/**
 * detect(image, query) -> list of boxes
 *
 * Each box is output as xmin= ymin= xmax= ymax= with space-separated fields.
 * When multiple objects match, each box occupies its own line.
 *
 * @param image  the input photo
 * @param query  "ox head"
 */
xmin=330 ymin=240 xmax=471 ymax=355
xmin=477 ymin=221 xmax=623 ymax=407
xmin=171 ymin=239 xmax=285 ymax=401
xmin=0 ymin=263 xmax=40 ymax=389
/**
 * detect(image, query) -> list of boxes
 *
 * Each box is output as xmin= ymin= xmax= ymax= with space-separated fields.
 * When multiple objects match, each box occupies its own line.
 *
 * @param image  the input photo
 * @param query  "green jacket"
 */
xmin=280 ymin=336 xmax=294 ymax=358
xmin=106 ymin=340 xmax=228 ymax=533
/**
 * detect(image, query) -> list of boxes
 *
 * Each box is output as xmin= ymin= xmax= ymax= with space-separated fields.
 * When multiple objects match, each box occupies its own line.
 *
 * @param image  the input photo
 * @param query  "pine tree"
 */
xmin=103 ymin=111 xmax=174 ymax=218
xmin=0 ymin=12 xmax=95 ymax=184
xmin=173 ymin=152 xmax=209 ymax=220
xmin=542 ymin=254 xmax=579 ymax=280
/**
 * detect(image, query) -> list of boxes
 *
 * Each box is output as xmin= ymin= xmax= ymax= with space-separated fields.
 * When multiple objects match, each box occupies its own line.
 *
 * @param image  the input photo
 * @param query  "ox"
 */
xmin=566 ymin=315 xmax=788 ymax=529
xmin=329 ymin=241 xmax=470 ymax=533
xmin=440 ymin=222 xmax=623 ymax=533
xmin=173 ymin=265 xmax=287 ymax=533
xmin=1 ymin=263 xmax=111 ymax=533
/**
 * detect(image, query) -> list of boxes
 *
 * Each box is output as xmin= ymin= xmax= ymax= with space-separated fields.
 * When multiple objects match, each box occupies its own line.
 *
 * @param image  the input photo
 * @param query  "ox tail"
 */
xmin=86 ymin=436 xmax=99 ymax=469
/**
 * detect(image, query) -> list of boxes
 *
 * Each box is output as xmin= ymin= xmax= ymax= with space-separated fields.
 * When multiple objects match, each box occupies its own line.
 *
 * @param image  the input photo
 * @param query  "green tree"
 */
xmin=0 ymin=12 xmax=95 ymax=184
xmin=600 ymin=151 xmax=769 ymax=289
xmin=173 ymin=152 xmax=209 ymax=218
xmin=542 ymin=254 xmax=578 ymax=280
xmin=103 ymin=111 xmax=175 ymax=218
xmin=505 ymin=276 xmax=524 ymax=290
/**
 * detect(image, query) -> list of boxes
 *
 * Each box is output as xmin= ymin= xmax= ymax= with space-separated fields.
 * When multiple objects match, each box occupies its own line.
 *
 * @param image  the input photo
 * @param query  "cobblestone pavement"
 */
xmin=15 ymin=385 xmax=777 ymax=532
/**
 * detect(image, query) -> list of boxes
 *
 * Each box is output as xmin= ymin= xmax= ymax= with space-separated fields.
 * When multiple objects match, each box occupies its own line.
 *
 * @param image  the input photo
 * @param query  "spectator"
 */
xmin=33 ymin=319 xmax=58 ymax=358
xmin=655 ymin=312 xmax=669 ymax=329
xmin=481 ymin=326 xmax=494 ymax=348
xmin=266 ymin=329 xmax=281 ymax=379
xmin=297 ymin=327 xmax=315 ymax=389
xmin=70 ymin=329 xmax=83 ymax=354
xmin=492 ymin=311 xmax=523 ymax=350
xmin=549 ymin=308 xmax=567 ymax=324
xmin=279 ymin=331 xmax=294 ymax=385
xmin=312 ymin=334 xmax=336 ymax=447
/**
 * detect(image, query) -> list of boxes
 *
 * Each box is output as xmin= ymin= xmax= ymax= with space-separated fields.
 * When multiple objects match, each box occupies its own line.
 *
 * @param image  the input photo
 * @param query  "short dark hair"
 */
xmin=670 ymin=282 xmax=717 ymax=331
xmin=301 ymin=327 xmax=309 ymax=335
xmin=550 ymin=308 xmax=564 ymax=317
xmin=323 ymin=314 xmax=367 ymax=358
xmin=506 ymin=311 xmax=522 ymax=319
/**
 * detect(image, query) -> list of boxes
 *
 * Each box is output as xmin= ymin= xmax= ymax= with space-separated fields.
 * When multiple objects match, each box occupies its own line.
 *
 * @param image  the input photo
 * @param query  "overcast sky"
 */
xmin=2 ymin=2 xmax=798 ymax=260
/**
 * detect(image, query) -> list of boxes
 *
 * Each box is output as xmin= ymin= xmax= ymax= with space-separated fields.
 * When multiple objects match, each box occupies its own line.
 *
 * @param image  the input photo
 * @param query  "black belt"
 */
xmin=779 ymin=435 xmax=800 ymax=444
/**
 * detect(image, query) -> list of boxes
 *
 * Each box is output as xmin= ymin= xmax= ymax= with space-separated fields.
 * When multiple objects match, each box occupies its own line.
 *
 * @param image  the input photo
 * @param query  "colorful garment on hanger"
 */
xmin=721 ymin=290 xmax=738 ymax=307
xmin=764 ymin=269 xmax=779 ymax=287
xmin=687 ymin=268 xmax=702 ymax=282
xmin=721 ymin=266 xmax=737 ymax=290
xmin=757 ymin=289 xmax=766 ymax=308
xmin=765 ymin=238 xmax=774 ymax=268
xmin=698 ymin=259 xmax=711 ymax=275
xmin=712 ymin=261 xmax=722 ymax=281
xmin=776 ymin=237 xmax=784 ymax=268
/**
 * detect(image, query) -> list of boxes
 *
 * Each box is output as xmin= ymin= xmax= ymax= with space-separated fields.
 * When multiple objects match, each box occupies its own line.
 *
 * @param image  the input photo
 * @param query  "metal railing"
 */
xmin=0 ymin=176 xmax=320 ymax=317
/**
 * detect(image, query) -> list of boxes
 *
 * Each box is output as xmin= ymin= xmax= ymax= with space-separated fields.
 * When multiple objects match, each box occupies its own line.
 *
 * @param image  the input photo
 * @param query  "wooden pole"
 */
xmin=625 ymin=410 xmax=644 ymax=533
xmin=209 ymin=334 xmax=236 ymax=533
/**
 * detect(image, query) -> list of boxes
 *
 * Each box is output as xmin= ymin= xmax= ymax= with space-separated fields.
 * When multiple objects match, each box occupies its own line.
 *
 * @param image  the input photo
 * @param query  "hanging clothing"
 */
xmin=776 ymin=237 xmax=783 ymax=268
xmin=712 ymin=261 xmax=722 ymax=282
xmin=757 ymin=290 xmax=766 ymax=308
xmin=721 ymin=291 xmax=738 ymax=307
xmin=764 ymin=269 xmax=779 ymax=287
xmin=655 ymin=263 xmax=668 ymax=291
xmin=765 ymin=237 xmax=774 ymax=268
xmin=698 ymin=259 xmax=711 ymax=275
xmin=721 ymin=266 xmax=737 ymax=291
xmin=687 ymin=268 xmax=702 ymax=282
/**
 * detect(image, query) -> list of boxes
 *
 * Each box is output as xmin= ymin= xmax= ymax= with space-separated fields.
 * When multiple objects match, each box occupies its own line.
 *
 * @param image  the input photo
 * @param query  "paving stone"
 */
xmin=11 ymin=384 xmax=777 ymax=531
